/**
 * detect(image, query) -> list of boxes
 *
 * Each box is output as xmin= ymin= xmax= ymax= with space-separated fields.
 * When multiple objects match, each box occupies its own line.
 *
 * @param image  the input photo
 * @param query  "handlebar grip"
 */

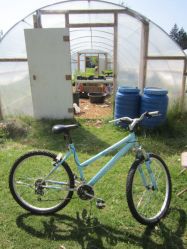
xmin=109 ymin=117 xmax=133 ymax=123
xmin=147 ymin=111 xmax=160 ymax=117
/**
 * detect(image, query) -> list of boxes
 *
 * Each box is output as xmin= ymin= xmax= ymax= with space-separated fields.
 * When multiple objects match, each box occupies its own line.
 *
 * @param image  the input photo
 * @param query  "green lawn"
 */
xmin=0 ymin=115 xmax=187 ymax=249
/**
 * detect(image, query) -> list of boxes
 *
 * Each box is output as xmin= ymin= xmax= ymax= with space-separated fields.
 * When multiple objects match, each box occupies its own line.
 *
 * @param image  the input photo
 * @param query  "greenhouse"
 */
xmin=0 ymin=0 xmax=186 ymax=118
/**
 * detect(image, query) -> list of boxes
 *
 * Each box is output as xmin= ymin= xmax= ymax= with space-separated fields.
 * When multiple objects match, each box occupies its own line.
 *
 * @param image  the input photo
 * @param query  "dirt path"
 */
xmin=75 ymin=97 xmax=113 ymax=119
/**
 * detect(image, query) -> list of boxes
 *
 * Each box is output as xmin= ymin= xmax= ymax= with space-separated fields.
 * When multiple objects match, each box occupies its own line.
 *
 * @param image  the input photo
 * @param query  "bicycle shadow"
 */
xmin=25 ymin=119 xmax=111 ymax=154
xmin=142 ymin=207 xmax=187 ymax=249
xmin=16 ymin=207 xmax=186 ymax=249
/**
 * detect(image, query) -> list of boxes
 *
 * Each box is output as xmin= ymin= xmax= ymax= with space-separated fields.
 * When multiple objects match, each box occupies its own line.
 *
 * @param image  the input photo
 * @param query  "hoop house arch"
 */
xmin=0 ymin=0 xmax=186 ymax=117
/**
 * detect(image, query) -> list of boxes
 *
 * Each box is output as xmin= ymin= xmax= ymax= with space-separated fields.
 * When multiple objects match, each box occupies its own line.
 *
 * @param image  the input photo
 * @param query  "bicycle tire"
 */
xmin=9 ymin=150 xmax=75 ymax=214
xmin=126 ymin=153 xmax=172 ymax=226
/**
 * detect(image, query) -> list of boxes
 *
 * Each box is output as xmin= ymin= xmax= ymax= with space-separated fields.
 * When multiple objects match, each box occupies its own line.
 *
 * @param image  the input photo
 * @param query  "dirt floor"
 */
xmin=75 ymin=97 xmax=113 ymax=119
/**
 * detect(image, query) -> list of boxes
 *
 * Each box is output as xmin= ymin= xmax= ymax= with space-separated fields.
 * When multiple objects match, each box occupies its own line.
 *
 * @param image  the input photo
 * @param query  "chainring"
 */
xmin=77 ymin=184 xmax=94 ymax=200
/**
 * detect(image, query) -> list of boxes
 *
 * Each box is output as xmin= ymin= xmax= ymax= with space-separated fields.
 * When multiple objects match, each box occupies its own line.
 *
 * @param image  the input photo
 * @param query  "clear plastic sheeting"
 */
xmin=98 ymin=53 xmax=106 ymax=73
xmin=79 ymin=53 xmax=86 ymax=72
xmin=0 ymin=21 xmax=32 ymax=58
xmin=149 ymin=23 xmax=185 ymax=56
xmin=42 ymin=0 xmax=124 ymax=11
xmin=0 ymin=62 xmax=33 ymax=115
xmin=41 ymin=14 xmax=66 ymax=28
xmin=117 ymin=14 xmax=141 ymax=87
xmin=69 ymin=13 xmax=114 ymax=24
xmin=70 ymin=27 xmax=113 ymax=54
xmin=70 ymin=27 xmax=113 ymax=74
xmin=146 ymin=60 xmax=184 ymax=102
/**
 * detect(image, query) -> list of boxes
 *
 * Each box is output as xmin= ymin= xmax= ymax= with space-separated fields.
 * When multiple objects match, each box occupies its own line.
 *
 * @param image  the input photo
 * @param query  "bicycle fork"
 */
xmin=136 ymin=148 xmax=157 ymax=191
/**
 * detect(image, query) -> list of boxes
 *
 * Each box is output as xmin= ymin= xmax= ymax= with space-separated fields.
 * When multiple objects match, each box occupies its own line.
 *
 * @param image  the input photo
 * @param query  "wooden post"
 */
xmin=33 ymin=10 xmax=42 ymax=28
xmin=139 ymin=21 xmax=149 ymax=91
xmin=97 ymin=53 xmax=99 ymax=76
xmin=65 ymin=13 xmax=69 ymax=28
xmin=77 ymin=53 xmax=80 ymax=72
xmin=113 ymin=12 xmax=118 ymax=95
xmin=180 ymin=58 xmax=187 ymax=111
xmin=84 ymin=54 xmax=87 ymax=76
xmin=0 ymin=94 xmax=3 ymax=120
xmin=105 ymin=53 xmax=107 ymax=70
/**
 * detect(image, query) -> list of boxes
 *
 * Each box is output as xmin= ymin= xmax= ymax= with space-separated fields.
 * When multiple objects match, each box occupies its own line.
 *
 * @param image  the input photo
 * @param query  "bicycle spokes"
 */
xmin=127 ymin=154 xmax=171 ymax=225
xmin=134 ymin=159 xmax=168 ymax=218
xmin=10 ymin=152 xmax=74 ymax=214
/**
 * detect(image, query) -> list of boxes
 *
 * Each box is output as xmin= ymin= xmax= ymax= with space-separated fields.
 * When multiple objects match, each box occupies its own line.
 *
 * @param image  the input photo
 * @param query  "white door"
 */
xmin=24 ymin=28 xmax=73 ymax=119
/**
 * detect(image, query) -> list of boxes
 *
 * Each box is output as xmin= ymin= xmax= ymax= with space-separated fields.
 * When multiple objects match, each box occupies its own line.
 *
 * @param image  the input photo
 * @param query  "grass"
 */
xmin=0 ymin=114 xmax=187 ymax=249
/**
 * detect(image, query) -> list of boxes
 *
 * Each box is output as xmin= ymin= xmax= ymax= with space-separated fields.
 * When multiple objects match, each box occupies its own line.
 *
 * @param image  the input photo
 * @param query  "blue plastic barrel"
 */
xmin=140 ymin=88 xmax=168 ymax=128
xmin=115 ymin=87 xmax=140 ymax=126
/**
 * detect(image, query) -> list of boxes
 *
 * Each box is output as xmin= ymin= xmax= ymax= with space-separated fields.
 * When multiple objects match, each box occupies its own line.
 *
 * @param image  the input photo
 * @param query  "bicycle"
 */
xmin=9 ymin=111 xmax=172 ymax=226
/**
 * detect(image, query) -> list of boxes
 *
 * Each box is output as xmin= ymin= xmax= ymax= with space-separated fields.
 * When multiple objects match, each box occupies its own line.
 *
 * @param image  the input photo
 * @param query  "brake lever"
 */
xmin=145 ymin=113 xmax=152 ymax=119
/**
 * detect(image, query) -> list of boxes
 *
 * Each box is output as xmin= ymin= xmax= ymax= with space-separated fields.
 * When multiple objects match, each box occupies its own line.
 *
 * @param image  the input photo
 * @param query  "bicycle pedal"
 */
xmin=96 ymin=199 xmax=106 ymax=209
xmin=74 ymin=174 xmax=78 ymax=180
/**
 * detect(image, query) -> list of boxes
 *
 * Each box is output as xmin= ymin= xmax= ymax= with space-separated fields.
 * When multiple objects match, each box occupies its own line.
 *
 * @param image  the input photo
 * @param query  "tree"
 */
xmin=169 ymin=24 xmax=179 ymax=41
xmin=178 ymin=28 xmax=187 ymax=49
xmin=169 ymin=24 xmax=187 ymax=50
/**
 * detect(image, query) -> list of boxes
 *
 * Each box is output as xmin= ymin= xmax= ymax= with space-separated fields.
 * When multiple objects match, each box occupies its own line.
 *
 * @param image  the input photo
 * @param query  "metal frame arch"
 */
xmin=70 ymin=28 xmax=113 ymax=37
xmin=71 ymin=45 xmax=113 ymax=54
xmin=71 ymin=44 xmax=113 ymax=53
xmin=71 ymin=47 xmax=112 ymax=55
xmin=70 ymin=35 xmax=113 ymax=43
xmin=71 ymin=40 xmax=113 ymax=50
xmin=1 ymin=0 xmax=146 ymax=41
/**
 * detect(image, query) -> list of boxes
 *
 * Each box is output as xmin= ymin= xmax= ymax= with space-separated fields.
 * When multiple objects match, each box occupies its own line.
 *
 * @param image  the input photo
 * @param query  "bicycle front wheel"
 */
xmin=9 ymin=151 xmax=74 ymax=214
xmin=126 ymin=153 xmax=171 ymax=226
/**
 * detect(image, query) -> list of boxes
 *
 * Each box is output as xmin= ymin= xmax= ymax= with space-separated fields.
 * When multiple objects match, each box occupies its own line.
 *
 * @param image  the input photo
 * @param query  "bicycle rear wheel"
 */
xmin=9 ymin=151 xmax=74 ymax=214
xmin=126 ymin=153 xmax=171 ymax=226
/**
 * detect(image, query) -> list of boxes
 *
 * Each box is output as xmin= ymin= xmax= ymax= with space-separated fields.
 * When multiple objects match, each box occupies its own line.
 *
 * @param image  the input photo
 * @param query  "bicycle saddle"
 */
xmin=52 ymin=124 xmax=78 ymax=134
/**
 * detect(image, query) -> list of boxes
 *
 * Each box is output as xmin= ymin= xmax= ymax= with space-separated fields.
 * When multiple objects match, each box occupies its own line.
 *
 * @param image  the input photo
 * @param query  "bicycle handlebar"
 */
xmin=109 ymin=111 xmax=160 ymax=131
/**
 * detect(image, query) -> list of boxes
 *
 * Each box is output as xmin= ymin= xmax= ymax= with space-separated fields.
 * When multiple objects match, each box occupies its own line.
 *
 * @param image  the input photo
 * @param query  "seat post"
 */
xmin=64 ymin=131 xmax=72 ymax=144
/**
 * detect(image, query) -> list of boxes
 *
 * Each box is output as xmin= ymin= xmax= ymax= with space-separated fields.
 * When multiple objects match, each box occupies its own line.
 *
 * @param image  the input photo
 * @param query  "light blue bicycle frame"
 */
xmin=52 ymin=132 xmax=136 ymax=186
xmin=47 ymin=131 xmax=157 ymax=189
xmin=76 ymin=132 xmax=137 ymax=186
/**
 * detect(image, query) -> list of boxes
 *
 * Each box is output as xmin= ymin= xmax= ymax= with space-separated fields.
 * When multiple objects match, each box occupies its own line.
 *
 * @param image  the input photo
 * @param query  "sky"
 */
xmin=0 ymin=0 xmax=187 ymax=35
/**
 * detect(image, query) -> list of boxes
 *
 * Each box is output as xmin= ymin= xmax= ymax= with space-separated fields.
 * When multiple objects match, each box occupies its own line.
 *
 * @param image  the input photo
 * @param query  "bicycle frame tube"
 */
xmin=43 ymin=150 xmax=72 ymax=181
xmin=71 ymin=132 xmax=137 ymax=185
